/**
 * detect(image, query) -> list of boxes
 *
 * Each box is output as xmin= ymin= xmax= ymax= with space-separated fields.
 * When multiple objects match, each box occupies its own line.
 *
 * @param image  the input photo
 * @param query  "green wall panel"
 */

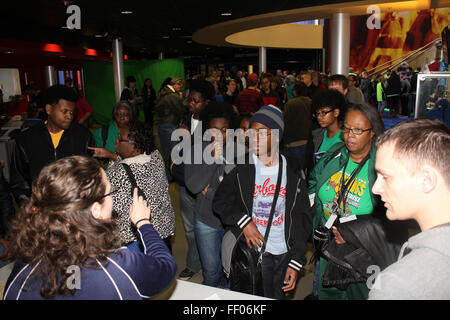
xmin=83 ymin=58 xmax=184 ymax=125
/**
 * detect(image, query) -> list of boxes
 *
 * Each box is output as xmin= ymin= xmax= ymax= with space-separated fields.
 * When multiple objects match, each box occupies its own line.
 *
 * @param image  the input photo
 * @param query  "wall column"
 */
xmin=112 ymin=38 xmax=124 ymax=102
xmin=330 ymin=13 xmax=350 ymax=75
xmin=258 ymin=46 xmax=267 ymax=75
xmin=43 ymin=66 xmax=57 ymax=88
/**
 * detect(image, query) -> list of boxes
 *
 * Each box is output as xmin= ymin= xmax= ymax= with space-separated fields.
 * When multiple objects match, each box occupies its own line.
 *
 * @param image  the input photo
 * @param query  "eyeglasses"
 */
xmin=313 ymin=108 xmax=336 ymax=118
xmin=342 ymin=125 xmax=372 ymax=135
xmin=97 ymin=186 xmax=119 ymax=201
xmin=115 ymin=112 xmax=130 ymax=118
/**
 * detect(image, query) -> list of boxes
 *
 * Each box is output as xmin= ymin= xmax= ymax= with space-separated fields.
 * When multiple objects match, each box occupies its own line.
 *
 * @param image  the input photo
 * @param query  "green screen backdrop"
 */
xmin=83 ymin=58 xmax=185 ymax=125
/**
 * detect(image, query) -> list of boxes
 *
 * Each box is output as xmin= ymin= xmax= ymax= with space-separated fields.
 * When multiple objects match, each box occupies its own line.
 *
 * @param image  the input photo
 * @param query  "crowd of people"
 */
xmin=0 ymin=64 xmax=449 ymax=301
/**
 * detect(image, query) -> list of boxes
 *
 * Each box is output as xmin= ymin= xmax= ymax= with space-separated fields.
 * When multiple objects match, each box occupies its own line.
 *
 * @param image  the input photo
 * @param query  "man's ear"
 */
xmin=420 ymin=165 xmax=438 ymax=194
xmin=90 ymin=201 xmax=103 ymax=220
xmin=333 ymin=108 xmax=340 ymax=119
xmin=45 ymin=104 xmax=52 ymax=115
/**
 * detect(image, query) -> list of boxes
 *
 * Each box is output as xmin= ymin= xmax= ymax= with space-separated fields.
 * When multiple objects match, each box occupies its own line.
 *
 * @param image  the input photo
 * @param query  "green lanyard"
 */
xmin=330 ymin=153 xmax=370 ymax=219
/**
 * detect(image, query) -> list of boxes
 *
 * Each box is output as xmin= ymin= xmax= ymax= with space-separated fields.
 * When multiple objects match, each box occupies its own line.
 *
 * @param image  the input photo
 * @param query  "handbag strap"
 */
xmin=121 ymin=163 xmax=147 ymax=201
xmin=260 ymin=155 xmax=283 ymax=255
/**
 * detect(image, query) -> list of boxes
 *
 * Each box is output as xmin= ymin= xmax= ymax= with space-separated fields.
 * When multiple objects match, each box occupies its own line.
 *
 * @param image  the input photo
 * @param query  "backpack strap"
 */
xmin=260 ymin=155 xmax=283 ymax=256
xmin=101 ymin=124 xmax=109 ymax=148
xmin=121 ymin=163 xmax=147 ymax=200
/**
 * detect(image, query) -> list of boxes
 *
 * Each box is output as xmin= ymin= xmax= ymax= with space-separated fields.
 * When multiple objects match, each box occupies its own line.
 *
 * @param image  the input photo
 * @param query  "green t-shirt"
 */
xmin=318 ymin=158 xmax=373 ymax=225
xmin=93 ymin=120 xmax=120 ymax=153
xmin=318 ymin=129 xmax=343 ymax=154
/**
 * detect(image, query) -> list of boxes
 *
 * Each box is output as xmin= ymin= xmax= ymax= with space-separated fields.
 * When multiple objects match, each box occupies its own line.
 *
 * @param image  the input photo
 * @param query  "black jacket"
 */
xmin=10 ymin=121 xmax=95 ymax=205
xmin=321 ymin=214 xmax=409 ymax=290
xmin=212 ymin=154 xmax=314 ymax=271
xmin=0 ymin=169 xmax=14 ymax=238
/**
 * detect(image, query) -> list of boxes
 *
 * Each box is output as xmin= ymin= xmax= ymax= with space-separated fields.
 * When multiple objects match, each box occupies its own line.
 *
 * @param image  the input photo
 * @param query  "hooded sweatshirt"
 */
xmin=369 ymin=224 xmax=450 ymax=300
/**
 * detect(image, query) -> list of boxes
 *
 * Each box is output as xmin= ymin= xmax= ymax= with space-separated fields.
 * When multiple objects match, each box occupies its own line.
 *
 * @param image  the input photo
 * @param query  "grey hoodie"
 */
xmin=369 ymin=225 xmax=450 ymax=300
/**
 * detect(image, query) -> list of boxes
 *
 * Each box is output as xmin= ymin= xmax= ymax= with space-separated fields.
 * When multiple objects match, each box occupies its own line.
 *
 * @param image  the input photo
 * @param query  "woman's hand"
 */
xmin=332 ymin=226 xmax=346 ymax=244
xmin=243 ymin=221 xmax=265 ymax=249
xmin=88 ymin=147 xmax=117 ymax=160
xmin=129 ymin=188 xmax=151 ymax=228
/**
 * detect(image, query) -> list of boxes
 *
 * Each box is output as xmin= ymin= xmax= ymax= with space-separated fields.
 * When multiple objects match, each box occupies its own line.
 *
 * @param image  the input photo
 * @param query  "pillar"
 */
xmin=43 ymin=66 xmax=57 ymax=88
xmin=258 ymin=46 xmax=267 ymax=75
xmin=112 ymin=38 xmax=124 ymax=102
xmin=330 ymin=13 xmax=350 ymax=75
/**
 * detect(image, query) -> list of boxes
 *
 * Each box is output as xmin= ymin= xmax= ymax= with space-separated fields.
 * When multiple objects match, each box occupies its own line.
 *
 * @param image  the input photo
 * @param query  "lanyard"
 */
xmin=333 ymin=153 xmax=370 ymax=217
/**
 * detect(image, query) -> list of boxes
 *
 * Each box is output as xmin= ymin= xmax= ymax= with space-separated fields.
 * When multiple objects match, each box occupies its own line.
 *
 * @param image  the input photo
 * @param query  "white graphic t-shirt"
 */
xmin=252 ymin=154 xmax=288 ymax=255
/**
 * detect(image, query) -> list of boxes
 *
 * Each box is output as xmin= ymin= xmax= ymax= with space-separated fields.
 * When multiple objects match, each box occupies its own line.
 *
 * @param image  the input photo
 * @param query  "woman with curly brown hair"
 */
xmin=3 ymin=156 xmax=176 ymax=300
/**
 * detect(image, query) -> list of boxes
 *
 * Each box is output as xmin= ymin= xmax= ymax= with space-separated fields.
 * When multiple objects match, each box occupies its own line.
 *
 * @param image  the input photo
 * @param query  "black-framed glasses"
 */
xmin=342 ymin=125 xmax=372 ymax=135
xmin=98 ymin=186 xmax=119 ymax=201
xmin=313 ymin=108 xmax=336 ymax=118
xmin=114 ymin=112 xmax=130 ymax=118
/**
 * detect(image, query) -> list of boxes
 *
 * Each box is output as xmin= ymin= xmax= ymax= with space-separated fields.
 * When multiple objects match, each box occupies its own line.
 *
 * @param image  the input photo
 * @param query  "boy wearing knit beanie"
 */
xmin=213 ymin=105 xmax=313 ymax=299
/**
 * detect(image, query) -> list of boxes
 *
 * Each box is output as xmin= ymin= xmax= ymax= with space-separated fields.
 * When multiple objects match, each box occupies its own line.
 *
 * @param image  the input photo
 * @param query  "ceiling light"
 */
xmin=172 ymin=27 xmax=182 ymax=31
xmin=121 ymin=10 xmax=133 ymax=14
xmin=221 ymin=12 xmax=232 ymax=16
xmin=162 ymin=36 xmax=170 ymax=39
xmin=95 ymin=34 xmax=103 ymax=38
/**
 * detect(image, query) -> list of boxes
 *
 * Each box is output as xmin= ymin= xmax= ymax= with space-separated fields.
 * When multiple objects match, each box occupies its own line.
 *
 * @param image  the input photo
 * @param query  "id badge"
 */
xmin=340 ymin=215 xmax=357 ymax=224
xmin=325 ymin=213 xmax=337 ymax=229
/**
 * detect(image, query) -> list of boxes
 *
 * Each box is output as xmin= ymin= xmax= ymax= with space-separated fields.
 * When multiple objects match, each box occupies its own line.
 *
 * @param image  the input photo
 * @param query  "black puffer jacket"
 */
xmin=321 ymin=214 xmax=409 ymax=290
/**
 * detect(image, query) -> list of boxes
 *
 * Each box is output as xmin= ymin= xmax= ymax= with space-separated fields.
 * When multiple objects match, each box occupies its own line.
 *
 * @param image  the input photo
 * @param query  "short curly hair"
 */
xmin=199 ymin=101 xmax=239 ymax=133
xmin=189 ymin=79 xmax=215 ymax=101
xmin=43 ymin=84 xmax=78 ymax=105
xmin=127 ymin=121 xmax=156 ymax=155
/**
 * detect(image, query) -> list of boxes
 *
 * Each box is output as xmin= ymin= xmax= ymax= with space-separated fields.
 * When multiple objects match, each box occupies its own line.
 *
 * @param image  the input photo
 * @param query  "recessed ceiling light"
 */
xmin=221 ymin=12 xmax=232 ymax=16
xmin=162 ymin=36 xmax=170 ymax=39
xmin=172 ymin=27 xmax=182 ymax=31
xmin=121 ymin=11 xmax=133 ymax=14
